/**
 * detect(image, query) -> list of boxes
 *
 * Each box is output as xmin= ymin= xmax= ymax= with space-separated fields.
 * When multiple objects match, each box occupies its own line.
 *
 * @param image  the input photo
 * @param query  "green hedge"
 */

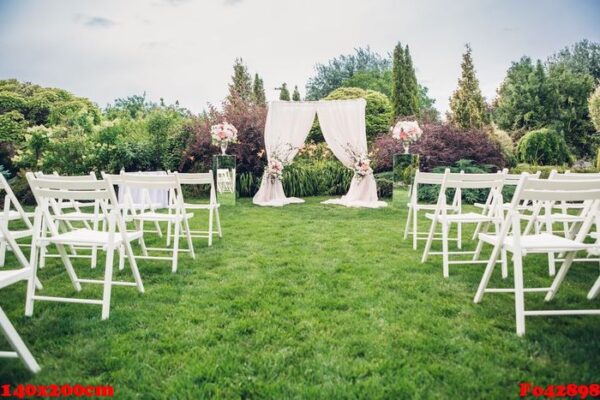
xmin=236 ymin=160 xmax=394 ymax=199
xmin=516 ymin=128 xmax=573 ymax=165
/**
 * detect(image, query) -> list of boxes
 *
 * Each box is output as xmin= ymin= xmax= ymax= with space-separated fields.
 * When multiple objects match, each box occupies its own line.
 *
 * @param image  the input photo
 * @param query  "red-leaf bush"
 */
xmin=411 ymin=123 xmax=507 ymax=171
xmin=371 ymin=135 xmax=405 ymax=172
xmin=181 ymin=94 xmax=268 ymax=175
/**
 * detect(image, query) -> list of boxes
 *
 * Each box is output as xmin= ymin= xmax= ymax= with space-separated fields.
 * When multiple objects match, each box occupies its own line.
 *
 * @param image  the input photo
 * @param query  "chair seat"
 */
xmin=533 ymin=213 xmax=586 ymax=223
xmin=180 ymin=203 xmax=219 ymax=210
xmin=0 ymin=210 xmax=34 ymax=221
xmin=53 ymin=211 xmax=102 ymax=222
xmin=426 ymin=212 xmax=496 ymax=223
xmin=132 ymin=211 xmax=193 ymax=222
xmin=44 ymin=229 xmax=143 ymax=246
xmin=478 ymin=232 xmax=596 ymax=253
xmin=0 ymin=229 xmax=32 ymax=241
xmin=0 ymin=268 xmax=30 ymax=290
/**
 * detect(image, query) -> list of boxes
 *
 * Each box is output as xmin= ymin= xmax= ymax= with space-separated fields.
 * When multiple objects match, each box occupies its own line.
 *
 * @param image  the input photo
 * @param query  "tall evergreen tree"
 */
xmin=278 ymin=83 xmax=290 ymax=101
xmin=252 ymin=73 xmax=266 ymax=106
xmin=227 ymin=58 xmax=253 ymax=104
xmin=447 ymin=44 xmax=490 ymax=129
xmin=292 ymin=85 xmax=301 ymax=101
xmin=391 ymin=42 xmax=419 ymax=117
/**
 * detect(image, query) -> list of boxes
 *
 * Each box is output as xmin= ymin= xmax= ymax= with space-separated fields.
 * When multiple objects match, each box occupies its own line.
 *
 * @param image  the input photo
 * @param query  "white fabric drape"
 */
xmin=317 ymin=99 xmax=387 ymax=208
xmin=253 ymin=101 xmax=317 ymax=207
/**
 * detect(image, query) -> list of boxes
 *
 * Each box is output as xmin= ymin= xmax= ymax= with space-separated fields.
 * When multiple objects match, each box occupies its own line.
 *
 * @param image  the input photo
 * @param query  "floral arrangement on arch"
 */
xmin=265 ymin=143 xmax=297 ymax=183
xmin=390 ymin=120 xmax=423 ymax=154
xmin=211 ymin=122 xmax=238 ymax=154
xmin=344 ymin=144 xmax=373 ymax=181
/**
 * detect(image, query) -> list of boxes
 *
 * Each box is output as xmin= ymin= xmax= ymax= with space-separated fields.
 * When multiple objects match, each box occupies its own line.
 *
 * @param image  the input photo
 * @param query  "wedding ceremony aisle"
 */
xmin=1 ymin=196 xmax=598 ymax=398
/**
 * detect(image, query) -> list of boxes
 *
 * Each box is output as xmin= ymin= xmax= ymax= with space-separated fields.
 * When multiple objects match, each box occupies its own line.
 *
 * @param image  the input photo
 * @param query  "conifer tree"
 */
xmin=279 ymin=83 xmax=290 ymax=101
xmin=227 ymin=58 xmax=253 ymax=103
xmin=391 ymin=42 xmax=419 ymax=117
xmin=292 ymin=85 xmax=301 ymax=101
xmin=252 ymin=73 xmax=266 ymax=106
xmin=447 ymin=44 xmax=490 ymax=129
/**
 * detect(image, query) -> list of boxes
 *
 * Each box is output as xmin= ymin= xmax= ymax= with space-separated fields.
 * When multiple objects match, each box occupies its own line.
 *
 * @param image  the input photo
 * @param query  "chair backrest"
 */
xmin=173 ymin=172 xmax=217 ymax=205
xmin=444 ymin=172 xmax=506 ymax=190
xmin=0 ymin=174 xmax=32 ymax=229
xmin=501 ymin=169 xmax=540 ymax=185
xmin=27 ymin=172 xmax=114 ymax=204
xmin=36 ymin=171 xmax=97 ymax=182
xmin=174 ymin=172 xmax=214 ymax=186
xmin=110 ymin=172 xmax=185 ymax=213
xmin=551 ymin=171 xmax=600 ymax=181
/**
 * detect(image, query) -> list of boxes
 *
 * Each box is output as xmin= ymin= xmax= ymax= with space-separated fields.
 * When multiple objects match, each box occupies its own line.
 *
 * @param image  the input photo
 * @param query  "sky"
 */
xmin=0 ymin=0 xmax=599 ymax=116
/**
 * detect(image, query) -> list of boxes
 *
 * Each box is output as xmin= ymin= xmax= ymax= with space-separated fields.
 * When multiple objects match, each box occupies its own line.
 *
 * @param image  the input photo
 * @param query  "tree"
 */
xmin=106 ymin=93 xmax=153 ymax=119
xmin=547 ymin=63 xmax=596 ymax=158
xmin=493 ymin=57 xmax=557 ymax=134
xmin=252 ymin=74 xmax=266 ymax=106
xmin=547 ymin=39 xmax=600 ymax=82
xmin=392 ymin=42 xmax=419 ymax=117
xmin=227 ymin=58 xmax=253 ymax=104
xmin=590 ymin=85 xmax=600 ymax=132
xmin=292 ymin=85 xmax=301 ymax=101
xmin=278 ymin=83 xmax=290 ymax=101
xmin=305 ymin=47 xmax=391 ymax=100
xmin=447 ymin=44 xmax=490 ymax=129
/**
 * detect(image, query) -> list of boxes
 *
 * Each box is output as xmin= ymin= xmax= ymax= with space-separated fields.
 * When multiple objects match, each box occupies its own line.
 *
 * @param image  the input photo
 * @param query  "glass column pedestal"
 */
xmin=212 ymin=155 xmax=236 ymax=206
xmin=393 ymin=154 xmax=419 ymax=206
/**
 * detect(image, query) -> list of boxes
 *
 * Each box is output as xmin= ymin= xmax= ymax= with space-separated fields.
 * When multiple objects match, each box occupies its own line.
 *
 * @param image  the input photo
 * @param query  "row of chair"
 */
xmin=0 ymin=170 xmax=222 ymax=373
xmin=405 ymin=169 xmax=600 ymax=336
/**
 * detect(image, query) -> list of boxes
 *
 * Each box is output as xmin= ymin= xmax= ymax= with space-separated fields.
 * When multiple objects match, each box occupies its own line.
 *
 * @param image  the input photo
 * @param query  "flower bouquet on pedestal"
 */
xmin=391 ymin=120 xmax=422 ymax=154
xmin=211 ymin=122 xmax=238 ymax=155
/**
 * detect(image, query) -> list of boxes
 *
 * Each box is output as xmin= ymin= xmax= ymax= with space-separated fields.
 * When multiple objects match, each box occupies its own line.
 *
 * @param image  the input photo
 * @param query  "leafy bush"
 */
xmin=411 ymin=123 xmax=506 ymax=171
xmin=487 ymin=125 xmax=516 ymax=167
xmin=183 ymin=94 xmax=267 ymax=176
xmin=510 ymin=163 xmax=597 ymax=178
xmin=590 ymin=85 xmax=600 ymax=132
xmin=516 ymin=128 xmax=573 ymax=165
xmin=371 ymin=135 xmax=405 ymax=172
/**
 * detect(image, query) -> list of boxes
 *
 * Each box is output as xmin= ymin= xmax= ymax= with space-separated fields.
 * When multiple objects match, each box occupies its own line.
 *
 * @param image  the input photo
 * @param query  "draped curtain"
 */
xmin=317 ymin=99 xmax=386 ymax=208
xmin=252 ymin=101 xmax=317 ymax=207
xmin=252 ymin=99 xmax=386 ymax=208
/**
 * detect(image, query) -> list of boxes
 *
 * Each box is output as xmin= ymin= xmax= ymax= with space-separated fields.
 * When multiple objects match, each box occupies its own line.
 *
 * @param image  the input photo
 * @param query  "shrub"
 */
xmin=183 ymin=94 xmax=268 ymax=176
xmin=371 ymin=135 xmax=405 ymax=172
xmin=590 ymin=85 xmax=600 ymax=132
xmin=516 ymin=128 xmax=573 ymax=165
xmin=597 ymin=148 xmax=600 ymax=171
xmin=510 ymin=163 xmax=597 ymax=178
xmin=487 ymin=125 xmax=516 ymax=167
xmin=411 ymin=123 xmax=506 ymax=171
xmin=318 ymin=87 xmax=393 ymax=141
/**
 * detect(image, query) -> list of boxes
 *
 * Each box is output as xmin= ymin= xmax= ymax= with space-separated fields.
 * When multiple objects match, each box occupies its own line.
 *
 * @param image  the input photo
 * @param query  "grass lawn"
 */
xmin=1 ymin=194 xmax=599 ymax=398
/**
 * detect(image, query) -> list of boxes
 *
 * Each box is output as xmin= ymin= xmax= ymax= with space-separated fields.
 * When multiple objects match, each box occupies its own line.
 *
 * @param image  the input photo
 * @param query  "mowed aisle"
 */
xmin=1 ymin=196 xmax=599 ymax=398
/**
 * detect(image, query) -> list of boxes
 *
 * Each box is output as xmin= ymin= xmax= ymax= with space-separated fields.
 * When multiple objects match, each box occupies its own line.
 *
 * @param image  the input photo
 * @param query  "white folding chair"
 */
xmin=421 ymin=170 xmax=507 ymax=278
xmin=403 ymin=170 xmax=461 ymax=250
xmin=117 ymin=171 xmax=165 ymax=237
xmin=26 ymin=172 xmax=145 ymax=320
xmin=33 ymin=172 xmax=102 ymax=269
xmin=0 ymin=210 xmax=41 ymax=373
xmin=167 ymin=172 xmax=222 ymax=247
xmin=0 ymin=174 xmax=34 ymax=267
xmin=112 ymin=172 xmax=195 ymax=273
xmin=473 ymin=175 xmax=600 ymax=336
xmin=216 ymin=169 xmax=234 ymax=194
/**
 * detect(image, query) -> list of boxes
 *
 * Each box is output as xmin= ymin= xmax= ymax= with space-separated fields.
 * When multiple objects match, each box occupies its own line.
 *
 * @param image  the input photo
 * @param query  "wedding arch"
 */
xmin=252 ymin=99 xmax=387 ymax=208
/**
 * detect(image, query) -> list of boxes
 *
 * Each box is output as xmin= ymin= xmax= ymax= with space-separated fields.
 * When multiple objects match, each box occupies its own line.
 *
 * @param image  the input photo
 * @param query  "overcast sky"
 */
xmin=0 ymin=0 xmax=598 ymax=115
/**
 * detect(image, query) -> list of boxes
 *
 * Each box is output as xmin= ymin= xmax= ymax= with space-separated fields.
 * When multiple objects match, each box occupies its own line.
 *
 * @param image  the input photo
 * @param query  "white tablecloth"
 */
xmin=118 ymin=171 xmax=170 ymax=208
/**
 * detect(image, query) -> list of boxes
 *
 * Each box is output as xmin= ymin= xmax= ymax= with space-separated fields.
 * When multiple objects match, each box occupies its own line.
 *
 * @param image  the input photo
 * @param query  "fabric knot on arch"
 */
xmin=252 ymin=99 xmax=387 ymax=208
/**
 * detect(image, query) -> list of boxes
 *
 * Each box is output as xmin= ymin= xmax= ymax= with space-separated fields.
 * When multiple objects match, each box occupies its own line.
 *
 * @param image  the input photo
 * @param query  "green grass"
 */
xmin=1 ymin=194 xmax=599 ymax=399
